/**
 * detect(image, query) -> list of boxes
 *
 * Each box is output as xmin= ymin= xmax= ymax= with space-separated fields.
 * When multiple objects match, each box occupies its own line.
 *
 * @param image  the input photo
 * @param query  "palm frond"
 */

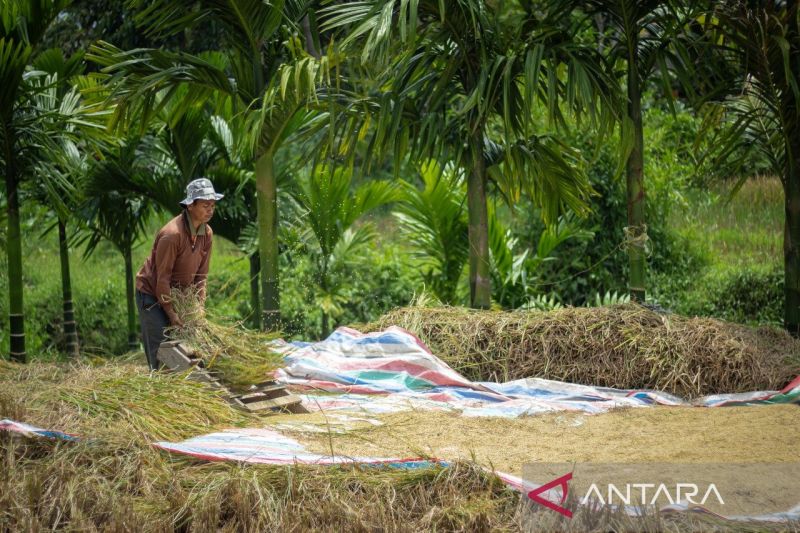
xmin=394 ymin=161 xmax=468 ymax=304
xmin=87 ymin=41 xmax=236 ymax=133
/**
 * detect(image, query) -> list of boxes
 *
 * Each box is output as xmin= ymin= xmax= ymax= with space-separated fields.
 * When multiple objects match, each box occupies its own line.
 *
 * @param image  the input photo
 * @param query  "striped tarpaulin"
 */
xmin=0 ymin=419 xmax=77 ymax=440
xmin=273 ymin=326 xmax=800 ymax=417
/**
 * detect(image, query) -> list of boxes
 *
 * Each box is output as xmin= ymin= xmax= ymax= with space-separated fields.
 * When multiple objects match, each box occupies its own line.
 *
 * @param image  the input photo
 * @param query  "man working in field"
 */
xmin=135 ymin=178 xmax=223 ymax=369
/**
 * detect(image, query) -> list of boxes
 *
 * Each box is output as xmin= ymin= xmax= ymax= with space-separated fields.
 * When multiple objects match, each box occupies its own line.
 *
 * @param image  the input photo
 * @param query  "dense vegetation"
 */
xmin=0 ymin=0 xmax=795 ymax=359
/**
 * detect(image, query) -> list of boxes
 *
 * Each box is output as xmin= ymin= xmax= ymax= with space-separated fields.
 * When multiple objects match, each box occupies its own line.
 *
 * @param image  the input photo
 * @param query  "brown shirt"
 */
xmin=135 ymin=212 xmax=213 ymax=323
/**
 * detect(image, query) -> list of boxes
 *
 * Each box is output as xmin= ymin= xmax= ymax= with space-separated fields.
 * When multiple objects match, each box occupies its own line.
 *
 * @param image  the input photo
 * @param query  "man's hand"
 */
xmin=169 ymin=314 xmax=184 ymax=328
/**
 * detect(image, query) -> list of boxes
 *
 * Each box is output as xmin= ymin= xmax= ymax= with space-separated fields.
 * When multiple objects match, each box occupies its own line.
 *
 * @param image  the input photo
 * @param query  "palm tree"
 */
xmin=1 ymin=0 xmax=72 ymax=361
xmin=394 ymin=161 xmax=469 ymax=305
xmin=78 ymin=139 xmax=155 ymax=351
xmin=29 ymin=50 xmax=92 ymax=358
xmin=323 ymin=0 xmax=613 ymax=309
xmin=580 ymin=0 xmax=709 ymax=301
xmin=291 ymin=165 xmax=398 ymax=337
xmin=703 ymin=1 xmax=800 ymax=334
xmin=87 ymin=0 xmax=328 ymax=330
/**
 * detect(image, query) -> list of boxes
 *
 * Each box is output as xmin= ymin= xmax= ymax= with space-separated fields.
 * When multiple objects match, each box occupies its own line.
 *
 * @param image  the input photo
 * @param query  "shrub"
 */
xmin=280 ymin=244 xmax=418 ymax=340
xmin=664 ymin=266 xmax=784 ymax=326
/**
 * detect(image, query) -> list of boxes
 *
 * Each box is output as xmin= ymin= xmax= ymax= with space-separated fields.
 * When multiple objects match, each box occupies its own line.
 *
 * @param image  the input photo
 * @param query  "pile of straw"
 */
xmin=2 ymin=358 xmax=794 ymax=530
xmin=167 ymin=288 xmax=283 ymax=391
xmin=0 ymin=359 xmax=255 ymax=445
xmin=368 ymin=304 xmax=800 ymax=397
xmin=0 ymin=358 xmax=522 ymax=530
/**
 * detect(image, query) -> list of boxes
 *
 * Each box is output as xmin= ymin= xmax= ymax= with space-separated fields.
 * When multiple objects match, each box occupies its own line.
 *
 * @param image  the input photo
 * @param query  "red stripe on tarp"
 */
xmin=780 ymin=375 xmax=800 ymax=394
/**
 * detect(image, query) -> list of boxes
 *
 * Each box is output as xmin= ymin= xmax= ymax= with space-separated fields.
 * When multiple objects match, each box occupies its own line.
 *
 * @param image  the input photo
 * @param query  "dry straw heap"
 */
xmin=369 ymin=304 xmax=800 ymax=398
xmin=0 ymin=359 xmax=520 ymax=531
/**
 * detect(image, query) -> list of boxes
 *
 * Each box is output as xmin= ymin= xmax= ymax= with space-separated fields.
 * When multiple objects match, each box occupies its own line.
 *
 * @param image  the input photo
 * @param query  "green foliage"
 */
xmin=526 ymin=107 xmax=702 ymax=305
xmin=489 ymin=206 xmax=592 ymax=309
xmin=280 ymin=244 xmax=418 ymax=340
xmin=394 ymin=162 xmax=468 ymax=305
xmin=661 ymin=266 xmax=783 ymax=326
xmin=0 ymin=210 xmax=130 ymax=357
xmin=288 ymin=165 xmax=399 ymax=336
xmin=587 ymin=290 xmax=631 ymax=307
xmin=41 ymin=0 xmax=226 ymax=56
xmin=518 ymin=293 xmax=562 ymax=312
xmin=651 ymin=177 xmax=784 ymax=327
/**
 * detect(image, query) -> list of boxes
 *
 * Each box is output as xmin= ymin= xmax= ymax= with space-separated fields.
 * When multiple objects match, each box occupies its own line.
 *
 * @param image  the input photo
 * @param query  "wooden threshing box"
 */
xmin=156 ymin=340 xmax=307 ymax=414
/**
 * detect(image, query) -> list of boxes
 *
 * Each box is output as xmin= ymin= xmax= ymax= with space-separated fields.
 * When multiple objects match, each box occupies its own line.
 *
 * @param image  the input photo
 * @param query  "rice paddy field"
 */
xmin=2 ymin=306 xmax=800 ymax=531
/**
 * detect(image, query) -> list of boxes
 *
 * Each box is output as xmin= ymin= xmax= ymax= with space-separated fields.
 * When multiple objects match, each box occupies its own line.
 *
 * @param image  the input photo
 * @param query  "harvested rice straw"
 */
xmin=165 ymin=287 xmax=283 ymax=391
xmin=0 ymin=360 xmax=256 ymax=444
xmin=368 ymin=304 xmax=800 ymax=397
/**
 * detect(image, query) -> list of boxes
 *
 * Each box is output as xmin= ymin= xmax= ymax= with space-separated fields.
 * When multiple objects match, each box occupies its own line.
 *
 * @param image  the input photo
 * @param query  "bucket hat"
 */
xmin=179 ymin=178 xmax=224 ymax=206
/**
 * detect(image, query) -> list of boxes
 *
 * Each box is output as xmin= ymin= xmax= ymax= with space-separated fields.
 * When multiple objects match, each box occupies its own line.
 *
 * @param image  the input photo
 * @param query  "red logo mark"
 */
xmin=527 ymin=472 xmax=573 ymax=518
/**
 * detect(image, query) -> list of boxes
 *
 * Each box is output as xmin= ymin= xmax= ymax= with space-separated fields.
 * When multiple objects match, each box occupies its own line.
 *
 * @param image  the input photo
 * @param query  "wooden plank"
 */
xmin=286 ymin=402 xmax=309 ymax=414
xmin=227 ymin=396 xmax=248 ymax=410
xmin=157 ymin=344 xmax=194 ymax=371
xmin=238 ymin=384 xmax=287 ymax=402
xmin=177 ymin=342 xmax=198 ymax=359
xmin=241 ymin=395 xmax=303 ymax=412
xmin=253 ymin=380 xmax=281 ymax=388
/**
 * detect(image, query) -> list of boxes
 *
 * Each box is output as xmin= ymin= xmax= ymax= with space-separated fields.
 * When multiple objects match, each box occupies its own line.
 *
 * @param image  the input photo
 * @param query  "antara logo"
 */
xmin=527 ymin=472 xmax=573 ymax=518
xmin=579 ymin=483 xmax=725 ymax=506
xmin=527 ymin=474 xmax=726 ymax=519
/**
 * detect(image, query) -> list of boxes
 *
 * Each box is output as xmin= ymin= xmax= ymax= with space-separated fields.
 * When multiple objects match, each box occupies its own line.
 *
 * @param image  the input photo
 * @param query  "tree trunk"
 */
xmin=783 ymin=7 xmax=800 ymax=336
xmin=626 ymin=36 xmax=647 ymax=302
xmin=467 ymin=132 xmax=491 ymax=309
xmin=255 ymin=152 xmax=280 ymax=330
xmin=58 ymin=220 xmax=79 ymax=357
xmin=320 ymin=259 xmax=330 ymax=339
xmin=123 ymin=247 xmax=138 ymax=351
xmin=249 ymin=251 xmax=261 ymax=329
xmin=302 ymin=13 xmax=321 ymax=59
xmin=785 ymin=172 xmax=800 ymax=336
xmin=4 ymin=146 xmax=25 ymax=362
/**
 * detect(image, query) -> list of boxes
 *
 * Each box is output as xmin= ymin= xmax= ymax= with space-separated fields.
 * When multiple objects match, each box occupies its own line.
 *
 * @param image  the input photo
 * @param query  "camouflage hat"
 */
xmin=179 ymin=178 xmax=224 ymax=207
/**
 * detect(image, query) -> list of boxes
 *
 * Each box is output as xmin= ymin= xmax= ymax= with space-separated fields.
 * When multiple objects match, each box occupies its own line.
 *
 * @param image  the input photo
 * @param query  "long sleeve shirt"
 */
xmin=135 ymin=211 xmax=213 ymax=324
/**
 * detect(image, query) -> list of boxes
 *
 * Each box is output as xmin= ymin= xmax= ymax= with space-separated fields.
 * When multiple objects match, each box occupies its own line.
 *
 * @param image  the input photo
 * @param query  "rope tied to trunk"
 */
xmin=623 ymin=224 xmax=652 ymax=257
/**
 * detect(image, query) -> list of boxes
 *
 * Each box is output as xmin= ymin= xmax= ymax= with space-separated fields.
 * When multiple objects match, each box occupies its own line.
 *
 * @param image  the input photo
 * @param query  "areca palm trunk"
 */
xmin=467 ymin=131 xmax=491 ymax=309
xmin=123 ymin=247 xmax=138 ymax=351
xmin=256 ymin=152 xmax=280 ymax=330
xmin=4 ymin=147 xmax=25 ymax=362
xmin=626 ymin=33 xmax=646 ymax=302
xmin=58 ymin=219 xmax=79 ymax=357
xmin=782 ymin=18 xmax=800 ymax=336
xmin=785 ymin=164 xmax=800 ymax=336
xmin=249 ymin=252 xmax=261 ymax=328
xmin=320 ymin=261 xmax=330 ymax=339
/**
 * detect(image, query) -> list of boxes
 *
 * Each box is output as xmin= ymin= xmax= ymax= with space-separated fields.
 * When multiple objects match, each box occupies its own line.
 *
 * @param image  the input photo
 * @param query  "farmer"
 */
xmin=135 ymin=178 xmax=223 ymax=370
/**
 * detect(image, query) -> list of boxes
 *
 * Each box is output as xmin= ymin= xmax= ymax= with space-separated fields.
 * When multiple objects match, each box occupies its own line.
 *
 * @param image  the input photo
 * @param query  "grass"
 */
xmin=0 ymin=357 xmax=524 ymax=531
xmin=2 ymin=356 xmax=797 ymax=531
xmin=652 ymin=176 xmax=785 ymax=326
xmin=671 ymin=176 xmax=783 ymax=268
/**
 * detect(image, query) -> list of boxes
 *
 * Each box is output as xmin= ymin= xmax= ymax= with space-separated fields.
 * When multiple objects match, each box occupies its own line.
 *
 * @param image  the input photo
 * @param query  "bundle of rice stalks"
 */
xmin=167 ymin=288 xmax=284 ymax=391
xmin=0 ymin=359 xmax=256 ymax=445
xmin=368 ymin=304 xmax=800 ymax=398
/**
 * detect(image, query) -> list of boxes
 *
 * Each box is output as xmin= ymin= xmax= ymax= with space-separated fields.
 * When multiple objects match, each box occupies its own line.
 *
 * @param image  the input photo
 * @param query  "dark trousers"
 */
xmin=136 ymin=289 xmax=169 ymax=370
